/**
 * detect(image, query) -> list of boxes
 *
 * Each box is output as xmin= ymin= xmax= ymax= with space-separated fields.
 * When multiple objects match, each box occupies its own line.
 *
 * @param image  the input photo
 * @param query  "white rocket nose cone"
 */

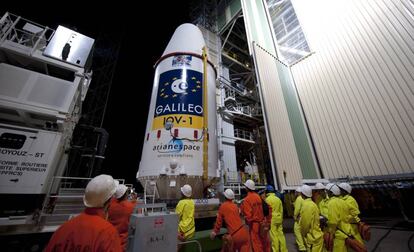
xmin=162 ymin=23 xmax=206 ymax=56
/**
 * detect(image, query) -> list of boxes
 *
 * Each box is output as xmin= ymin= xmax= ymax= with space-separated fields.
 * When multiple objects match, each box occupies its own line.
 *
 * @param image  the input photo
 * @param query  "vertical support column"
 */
xmin=202 ymin=47 xmax=209 ymax=181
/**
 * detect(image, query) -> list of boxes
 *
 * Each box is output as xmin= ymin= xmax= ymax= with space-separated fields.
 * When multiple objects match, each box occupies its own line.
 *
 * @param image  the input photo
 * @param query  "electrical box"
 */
xmin=127 ymin=212 xmax=178 ymax=252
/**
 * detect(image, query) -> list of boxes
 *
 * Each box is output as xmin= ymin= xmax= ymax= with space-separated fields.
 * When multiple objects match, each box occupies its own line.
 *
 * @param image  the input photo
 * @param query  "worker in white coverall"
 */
xmin=294 ymin=186 xmax=306 ymax=251
xmin=299 ymin=185 xmax=324 ymax=252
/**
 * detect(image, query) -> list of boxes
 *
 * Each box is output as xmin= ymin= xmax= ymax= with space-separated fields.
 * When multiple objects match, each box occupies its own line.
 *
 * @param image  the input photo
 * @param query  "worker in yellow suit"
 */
xmin=326 ymin=184 xmax=351 ymax=252
xmin=294 ymin=186 xmax=306 ymax=251
xmin=313 ymin=183 xmax=324 ymax=206
xmin=265 ymin=185 xmax=287 ymax=252
xmin=299 ymin=185 xmax=324 ymax=252
xmin=316 ymin=183 xmax=329 ymax=220
xmin=338 ymin=182 xmax=364 ymax=245
xmin=313 ymin=182 xmax=329 ymax=232
xmin=176 ymin=184 xmax=195 ymax=244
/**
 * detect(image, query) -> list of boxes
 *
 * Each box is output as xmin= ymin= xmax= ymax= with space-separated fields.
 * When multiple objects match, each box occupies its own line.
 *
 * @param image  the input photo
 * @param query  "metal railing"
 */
xmin=234 ymin=128 xmax=254 ymax=141
xmin=224 ymin=171 xmax=240 ymax=183
xmin=0 ymin=12 xmax=55 ymax=54
xmin=40 ymin=176 xmax=125 ymax=225
xmin=223 ymin=86 xmax=262 ymax=118
xmin=178 ymin=240 xmax=202 ymax=252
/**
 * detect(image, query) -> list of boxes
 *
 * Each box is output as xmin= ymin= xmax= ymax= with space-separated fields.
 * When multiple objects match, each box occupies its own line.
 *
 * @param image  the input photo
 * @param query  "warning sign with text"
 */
xmin=0 ymin=125 xmax=62 ymax=194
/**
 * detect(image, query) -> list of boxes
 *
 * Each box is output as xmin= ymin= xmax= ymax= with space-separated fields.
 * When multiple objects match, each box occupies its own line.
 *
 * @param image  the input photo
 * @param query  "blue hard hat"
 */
xmin=266 ymin=185 xmax=275 ymax=192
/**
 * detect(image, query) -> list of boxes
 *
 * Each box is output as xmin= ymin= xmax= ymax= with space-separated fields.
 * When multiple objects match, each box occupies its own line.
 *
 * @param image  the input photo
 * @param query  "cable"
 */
xmin=371 ymin=221 xmax=405 ymax=252
xmin=283 ymin=170 xmax=290 ymax=186
xmin=169 ymin=128 xmax=205 ymax=142
xmin=408 ymin=232 xmax=414 ymax=252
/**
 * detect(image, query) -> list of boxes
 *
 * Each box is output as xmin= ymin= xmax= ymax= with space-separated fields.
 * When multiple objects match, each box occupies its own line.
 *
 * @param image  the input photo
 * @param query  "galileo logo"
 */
xmin=152 ymin=69 xmax=204 ymax=130
xmin=153 ymin=139 xmax=201 ymax=154
xmin=154 ymin=69 xmax=203 ymax=118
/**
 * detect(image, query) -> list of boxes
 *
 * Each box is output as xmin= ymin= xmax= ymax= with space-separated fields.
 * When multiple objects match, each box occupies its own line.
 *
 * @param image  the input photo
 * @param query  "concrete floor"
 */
xmin=2 ymin=216 xmax=412 ymax=251
xmin=283 ymin=217 xmax=414 ymax=252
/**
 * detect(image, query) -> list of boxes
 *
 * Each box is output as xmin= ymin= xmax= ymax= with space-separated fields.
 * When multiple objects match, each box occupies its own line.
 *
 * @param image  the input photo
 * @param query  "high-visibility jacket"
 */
xmin=241 ymin=191 xmax=264 ymax=252
xmin=266 ymin=193 xmax=287 ymax=252
xmin=108 ymin=198 xmax=136 ymax=250
xmin=44 ymin=208 xmax=122 ymax=252
xmin=213 ymin=200 xmax=250 ymax=252
xmin=327 ymin=196 xmax=352 ymax=252
xmin=343 ymin=194 xmax=363 ymax=244
xmin=175 ymin=198 xmax=195 ymax=239
xmin=294 ymin=195 xmax=304 ymax=221
xmin=299 ymin=198 xmax=323 ymax=249
xmin=318 ymin=197 xmax=329 ymax=218
xmin=265 ymin=193 xmax=283 ymax=225
xmin=342 ymin=195 xmax=360 ymax=223
xmin=294 ymin=195 xmax=306 ymax=251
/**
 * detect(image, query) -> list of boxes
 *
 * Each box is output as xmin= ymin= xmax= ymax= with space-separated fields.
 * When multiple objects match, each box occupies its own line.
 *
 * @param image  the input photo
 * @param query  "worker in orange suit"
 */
xmin=210 ymin=189 xmax=251 ymax=252
xmin=44 ymin=174 xmax=122 ymax=252
xmin=108 ymin=184 xmax=137 ymax=251
xmin=240 ymin=179 xmax=264 ymax=252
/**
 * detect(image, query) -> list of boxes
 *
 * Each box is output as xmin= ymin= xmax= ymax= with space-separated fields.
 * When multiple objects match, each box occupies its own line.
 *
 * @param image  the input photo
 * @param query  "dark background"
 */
xmin=1 ymin=3 xmax=192 ymax=188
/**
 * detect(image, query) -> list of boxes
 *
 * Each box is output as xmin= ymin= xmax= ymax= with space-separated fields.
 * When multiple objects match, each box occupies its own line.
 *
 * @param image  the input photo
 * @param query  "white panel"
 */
xmin=199 ymin=26 xmax=220 ymax=67
xmin=221 ymin=117 xmax=238 ymax=181
xmin=253 ymin=44 xmax=302 ymax=187
xmin=27 ymin=75 xmax=73 ymax=108
xmin=0 ymin=63 xmax=77 ymax=114
xmin=0 ymin=65 xmax=29 ymax=98
xmin=290 ymin=0 xmax=414 ymax=179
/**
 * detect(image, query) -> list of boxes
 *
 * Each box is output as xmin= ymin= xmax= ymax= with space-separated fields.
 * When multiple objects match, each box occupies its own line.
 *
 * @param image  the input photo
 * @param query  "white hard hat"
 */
xmin=115 ymin=184 xmax=128 ymax=199
xmin=295 ymin=186 xmax=302 ymax=193
xmin=328 ymin=184 xmax=341 ymax=196
xmin=301 ymin=185 xmax=312 ymax=197
xmin=223 ymin=189 xmax=235 ymax=200
xmin=315 ymin=182 xmax=325 ymax=190
xmin=83 ymin=174 xmax=117 ymax=208
xmin=325 ymin=183 xmax=334 ymax=190
xmin=181 ymin=184 xmax=192 ymax=197
xmin=244 ymin=179 xmax=255 ymax=190
xmin=338 ymin=182 xmax=352 ymax=194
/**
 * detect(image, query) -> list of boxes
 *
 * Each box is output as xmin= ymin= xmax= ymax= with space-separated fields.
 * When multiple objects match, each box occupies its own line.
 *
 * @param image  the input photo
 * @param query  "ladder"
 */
xmin=144 ymin=180 xmax=158 ymax=205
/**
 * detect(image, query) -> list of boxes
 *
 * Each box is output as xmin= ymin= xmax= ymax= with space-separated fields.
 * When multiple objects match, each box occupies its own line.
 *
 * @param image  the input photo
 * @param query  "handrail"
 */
xmin=177 ymin=239 xmax=202 ymax=252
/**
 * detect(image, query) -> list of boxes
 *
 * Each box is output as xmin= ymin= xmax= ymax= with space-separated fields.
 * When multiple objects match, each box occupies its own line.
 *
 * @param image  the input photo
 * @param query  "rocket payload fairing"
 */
xmin=137 ymin=24 xmax=218 ymax=199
